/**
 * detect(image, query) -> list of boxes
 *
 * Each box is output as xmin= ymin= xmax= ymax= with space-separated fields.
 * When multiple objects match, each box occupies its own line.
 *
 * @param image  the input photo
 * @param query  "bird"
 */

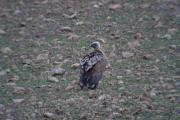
xmin=79 ymin=41 xmax=108 ymax=90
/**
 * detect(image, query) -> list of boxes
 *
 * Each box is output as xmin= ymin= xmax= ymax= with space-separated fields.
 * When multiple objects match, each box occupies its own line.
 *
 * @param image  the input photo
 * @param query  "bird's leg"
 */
xmin=79 ymin=82 xmax=84 ymax=90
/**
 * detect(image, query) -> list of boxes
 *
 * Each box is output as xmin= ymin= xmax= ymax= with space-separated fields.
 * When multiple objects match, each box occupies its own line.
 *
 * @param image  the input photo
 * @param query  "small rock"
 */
xmin=123 ymin=3 xmax=134 ymax=9
xmin=162 ymin=55 xmax=167 ymax=61
xmin=75 ymin=21 xmax=84 ymax=26
xmin=142 ymin=54 xmax=153 ymax=60
xmin=155 ymin=21 xmax=163 ymax=28
xmin=19 ymin=22 xmax=26 ymax=27
xmin=48 ymin=76 xmax=59 ymax=82
xmin=168 ymin=28 xmax=177 ymax=34
xmin=1 ymin=47 xmax=12 ymax=54
xmin=110 ymin=112 xmax=121 ymax=118
xmin=13 ymin=87 xmax=26 ymax=94
xmin=0 ymin=29 xmax=6 ymax=34
xmin=80 ymin=111 xmax=88 ymax=120
xmin=60 ymin=26 xmax=73 ymax=32
xmin=0 ymin=70 xmax=7 ymax=76
xmin=93 ymin=4 xmax=99 ymax=8
xmin=117 ymin=80 xmax=124 ymax=84
xmin=6 ymin=83 xmax=16 ymax=86
xmin=107 ymin=16 xmax=112 ymax=20
xmin=42 ymin=0 xmax=48 ymax=4
xmin=63 ymin=12 xmax=77 ymax=19
xmin=149 ymin=89 xmax=156 ymax=97
xmin=51 ymin=66 xmax=65 ymax=76
xmin=98 ymin=94 xmax=111 ymax=101
xmin=39 ymin=84 xmax=52 ymax=88
xmin=14 ymin=87 xmax=33 ymax=94
xmin=155 ymin=58 xmax=160 ymax=62
xmin=13 ymin=99 xmax=24 ymax=103
xmin=134 ymin=33 xmax=143 ymax=39
xmin=116 ymin=76 xmax=122 ymax=79
xmin=162 ymin=34 xmax=172 ymax=39
xmin=7 ymin=75 xmax=19 ymax=82
xmin=71 ymin=63 xmax=80 ymax=68
xmin=13 ymin=9 xmax=22 ymax=15
xmin=125 ymin=69 xmax=132 ymax=75
xmin=22 ymin=59 xmax=32 ymax=65
xmin=152 ymin=15 xmax=160 ymax=21
xmin=127 ymin=40 xmax=140 ymax=49
xmin=138 ymin=17 xmax=143 ymax=22
xmin=122 ymin=51 xmax=134 ymax=58
xmin=0 ymin=104 xmax=5 ymax=111
xmin=44 ymin=112 xmax=55 ymax=118
xmin=37 ymin=101 xmax=43 ymax=107
xmin=6 ymin=69 xmax=10 ymax=73
xmin=109 ymin=4 xmax=121 ymax=10
xmin=169 ymin=45 xmax=176 ymax=50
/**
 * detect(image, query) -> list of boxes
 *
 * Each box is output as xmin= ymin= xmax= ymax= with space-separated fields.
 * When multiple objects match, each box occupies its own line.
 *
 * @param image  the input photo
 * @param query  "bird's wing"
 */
xmin=86 ymin=57 xmax=108 ymax=89
xmin=80 ymin=50 xmax=104 ymax=72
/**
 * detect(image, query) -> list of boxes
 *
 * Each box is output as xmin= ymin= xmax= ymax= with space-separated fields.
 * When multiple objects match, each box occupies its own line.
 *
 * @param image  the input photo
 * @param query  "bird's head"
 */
xmin=90 ymin=41 xmax=101 ymax=50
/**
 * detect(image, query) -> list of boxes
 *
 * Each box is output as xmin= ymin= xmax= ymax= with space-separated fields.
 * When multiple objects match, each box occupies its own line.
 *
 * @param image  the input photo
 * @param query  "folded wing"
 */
xmin=80 ymin=50 xmax=107 ymax=89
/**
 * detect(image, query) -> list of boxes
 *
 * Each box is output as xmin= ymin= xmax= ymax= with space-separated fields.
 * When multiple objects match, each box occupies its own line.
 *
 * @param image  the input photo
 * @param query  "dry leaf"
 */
xmin=44 ymin=112 xmax=55 ymax=118
xmin=67 ymin=32 xmax=79 ymax=40
xmin=63 ymin=12 xmax=77 ymax=19
xmin=122 ymin=51 xmax=134 ymax=58
xmin=48 ymin=76 xmax=59 ymax=82
xmin=51 ymin=66 xmax=65 ymax=76
xmin=1 ymin=47 xmax=12 ymax=54
xmin=139 ymin=4 xmax=150 ymax=9
xmin=60 ymin=26 xmax=73 ymax=32
xmin=155 ymin=21 xmax=163 ymax=28
xmin=142 ymin=54 xmax=153 ymax=60
xmin=109 ymin=4 xmax=121 ymax=10
xmin=13 ymin=87 xmax=26 ymax=94
xmin=134 ymin=33 xmax=143 ymax=40
xmin=162 ymin=34 xmax=172 ymax=39
xmin=75 ymin=21 xmax=84 ymax=25
xmin=13 ymin=99 xmax=24 ymax=103
xmin=152 ymin=15 xmax=160 ymax=21
xmin=125 ymin=69 xmax=132 ymax=75
xmin=71 ymin=63 xmax=80 ymax=68
xmin=127 ymin=40 xmax=140 ymax=48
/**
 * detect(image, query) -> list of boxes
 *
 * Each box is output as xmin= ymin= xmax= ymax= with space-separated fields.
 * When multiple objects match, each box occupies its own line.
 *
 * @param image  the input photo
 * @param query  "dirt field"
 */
xmin=0 ymin=0 xmax=180 ymax=119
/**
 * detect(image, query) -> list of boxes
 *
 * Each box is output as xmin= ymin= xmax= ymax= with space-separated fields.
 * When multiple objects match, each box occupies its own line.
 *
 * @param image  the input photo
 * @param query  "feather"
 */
xmin=80 ymin=50 xmax=104 ymax=72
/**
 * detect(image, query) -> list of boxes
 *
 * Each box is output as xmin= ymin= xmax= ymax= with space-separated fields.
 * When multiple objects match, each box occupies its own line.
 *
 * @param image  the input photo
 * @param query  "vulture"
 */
xmin=79 ymin=41 xmax=108 ymax=90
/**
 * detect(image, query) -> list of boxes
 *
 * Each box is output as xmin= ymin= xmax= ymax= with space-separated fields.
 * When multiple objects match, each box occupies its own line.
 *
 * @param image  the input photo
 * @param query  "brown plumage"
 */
xmin=79 ymin=42 xmax=108 ymax=90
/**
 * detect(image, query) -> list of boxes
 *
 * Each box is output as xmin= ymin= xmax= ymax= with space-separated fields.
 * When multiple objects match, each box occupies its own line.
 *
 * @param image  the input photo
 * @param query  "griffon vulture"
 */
xmin=79 ymin=41 xmax=108 ymax=90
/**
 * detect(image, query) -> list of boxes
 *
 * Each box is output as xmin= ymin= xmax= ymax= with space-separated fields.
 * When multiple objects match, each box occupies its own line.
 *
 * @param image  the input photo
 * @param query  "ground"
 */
xmin=0 ymin=0 xmax=180 ymax=120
